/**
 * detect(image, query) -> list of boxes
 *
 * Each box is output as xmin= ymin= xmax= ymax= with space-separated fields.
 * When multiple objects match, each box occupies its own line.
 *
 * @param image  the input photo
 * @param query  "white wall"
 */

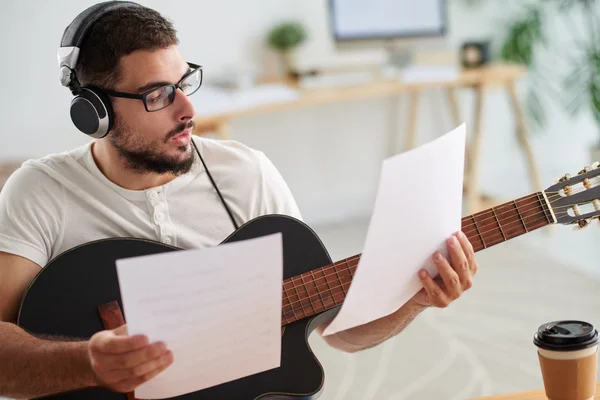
xmin=0 ymin=0 xmax=598 ymax=227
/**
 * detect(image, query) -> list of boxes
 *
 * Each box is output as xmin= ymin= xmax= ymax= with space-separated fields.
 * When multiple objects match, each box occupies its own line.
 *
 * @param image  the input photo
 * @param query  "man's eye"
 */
xmin=147 ymin=90 xmax=164 ymax=103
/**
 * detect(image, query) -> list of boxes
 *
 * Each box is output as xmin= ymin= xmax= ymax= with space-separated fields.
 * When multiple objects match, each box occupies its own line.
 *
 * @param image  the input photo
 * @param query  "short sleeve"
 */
xmin=256 ymin=151 xmax=303 ymax=221
xmin=0 ymin=165 xmax=64 ymax=267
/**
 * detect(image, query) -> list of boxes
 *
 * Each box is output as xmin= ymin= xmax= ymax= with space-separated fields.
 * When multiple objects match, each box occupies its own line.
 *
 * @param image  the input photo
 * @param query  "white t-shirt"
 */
xmin=0 ymin=137 xmax=302 ymax=268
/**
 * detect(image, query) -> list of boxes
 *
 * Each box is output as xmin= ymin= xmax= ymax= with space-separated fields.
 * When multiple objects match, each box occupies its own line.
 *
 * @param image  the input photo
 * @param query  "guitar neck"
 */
xmin=281 ymin=192 xmax=554 ymax=326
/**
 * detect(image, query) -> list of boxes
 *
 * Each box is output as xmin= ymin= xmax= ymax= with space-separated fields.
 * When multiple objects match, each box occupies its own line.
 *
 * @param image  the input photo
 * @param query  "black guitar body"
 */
xmin=17 ymin=215 xmax=339 ymax=399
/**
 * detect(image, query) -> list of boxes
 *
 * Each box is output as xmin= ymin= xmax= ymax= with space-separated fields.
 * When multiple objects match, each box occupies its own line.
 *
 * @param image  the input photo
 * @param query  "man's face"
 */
xmin=106 ymin=46 xmax=197 ymax=175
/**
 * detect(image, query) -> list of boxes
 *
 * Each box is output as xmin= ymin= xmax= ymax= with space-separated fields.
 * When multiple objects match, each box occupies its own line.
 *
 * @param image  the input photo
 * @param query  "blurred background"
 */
xmin=1 ymin=0 xmax=599 ymax=399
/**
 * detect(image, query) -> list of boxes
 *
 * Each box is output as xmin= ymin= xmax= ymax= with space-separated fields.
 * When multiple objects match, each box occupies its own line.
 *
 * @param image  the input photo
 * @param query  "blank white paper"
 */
xmin=323 ymin=124 xmax=466 ymax=336
xmin=115 ymin=233 xmax=283 ymax=399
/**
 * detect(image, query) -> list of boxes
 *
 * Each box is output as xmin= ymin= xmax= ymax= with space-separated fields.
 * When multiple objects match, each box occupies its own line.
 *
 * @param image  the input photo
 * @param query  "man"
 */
xmin=0 ymin=2 xmax=478 ymax=398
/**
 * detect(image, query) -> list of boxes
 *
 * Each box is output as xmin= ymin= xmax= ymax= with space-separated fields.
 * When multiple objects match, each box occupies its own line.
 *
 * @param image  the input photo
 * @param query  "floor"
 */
xmin=306 ymin=216 xmax=600 ymax=400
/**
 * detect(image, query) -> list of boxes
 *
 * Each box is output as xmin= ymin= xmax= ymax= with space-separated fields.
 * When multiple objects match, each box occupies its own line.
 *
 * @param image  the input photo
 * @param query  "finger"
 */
xmin=101 ymin=350 xmax=174 ymax=383
xmin=448 ymin=234 xmax=471 ymax=289
xmin=90 ymin=330 xmax=149 ymax=354
xmin=433 ymin=251 xmax=461 ymax=300
xmin=419 ymin=269 xmax=450 ymax=307
xmin=457 ymin=230 xmax=478 ymax=275
xmin=113 ymin=360 xmax=174 ymax=393
xmin=101 ymin=341 xmax=168 ymax=370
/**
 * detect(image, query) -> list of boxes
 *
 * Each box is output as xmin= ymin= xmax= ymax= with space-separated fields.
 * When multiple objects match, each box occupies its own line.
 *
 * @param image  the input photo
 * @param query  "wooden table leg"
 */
xmin=405 ymin=90 xmax=421 ymax=151
xmin=388 ymin=95 xmax=402 ymax=157
xmin=465 ymin=85 xmax=485 ymax=214
xmin=507 ymin=80 xmax=542 ymax=193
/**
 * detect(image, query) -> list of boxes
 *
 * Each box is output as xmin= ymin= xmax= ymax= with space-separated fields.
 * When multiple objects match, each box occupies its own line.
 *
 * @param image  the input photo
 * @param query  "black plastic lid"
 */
xmin=534 ymin=320 xmax=599 ymax=351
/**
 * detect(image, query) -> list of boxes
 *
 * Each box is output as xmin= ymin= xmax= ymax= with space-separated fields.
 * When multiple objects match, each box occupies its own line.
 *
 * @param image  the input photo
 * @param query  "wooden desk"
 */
xmin=472 ymin=382 xmax=600 ymax=399
xmin=193 ymin=63 xmax=541 ymax=214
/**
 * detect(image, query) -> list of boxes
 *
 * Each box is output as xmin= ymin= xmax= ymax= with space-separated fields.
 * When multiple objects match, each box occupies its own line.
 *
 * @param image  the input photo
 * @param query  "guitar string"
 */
xmin=281 ymin=211 xmax=593 ymax=318
xmin=283 ymin=196 xmax=596 ymax=313
xmin=460 ymin=180 xmax=599 ymax=235
xmin=279 ymin=189 xmax=599 ymax=317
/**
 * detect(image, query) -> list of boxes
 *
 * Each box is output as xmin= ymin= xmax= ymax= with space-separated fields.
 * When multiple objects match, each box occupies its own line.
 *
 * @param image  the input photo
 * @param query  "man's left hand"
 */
xmin=411 ymin=230 xmax=478 ymax=308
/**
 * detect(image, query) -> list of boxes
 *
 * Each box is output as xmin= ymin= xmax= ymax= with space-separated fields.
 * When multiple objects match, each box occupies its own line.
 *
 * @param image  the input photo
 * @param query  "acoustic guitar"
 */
xmin=17 ymin=164 xmax=600 ymax=399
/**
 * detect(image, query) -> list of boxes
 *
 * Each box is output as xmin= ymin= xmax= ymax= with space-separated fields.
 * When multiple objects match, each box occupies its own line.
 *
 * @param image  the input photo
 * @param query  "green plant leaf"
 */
xmin=590 ymin=77 xmax=600 ymax=124
xmin=267 ymin=22 xmax=307 ymax=51
xmin=525 ymin=86 xmax=547 ymax=129
xmin=498 ymin=6 xmax=545 ymax=66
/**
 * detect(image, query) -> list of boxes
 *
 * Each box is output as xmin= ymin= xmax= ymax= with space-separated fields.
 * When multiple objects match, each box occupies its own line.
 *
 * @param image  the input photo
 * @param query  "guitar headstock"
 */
xmin=544 ymin=162 xmax=600 ymax=228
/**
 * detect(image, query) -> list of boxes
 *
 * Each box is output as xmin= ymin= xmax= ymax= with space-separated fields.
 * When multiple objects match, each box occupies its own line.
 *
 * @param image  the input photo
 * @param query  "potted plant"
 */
xmin=266 ymin=21 xmax=307 ymax=78
xmin=465 ymin=0 xmax=600 ymax=162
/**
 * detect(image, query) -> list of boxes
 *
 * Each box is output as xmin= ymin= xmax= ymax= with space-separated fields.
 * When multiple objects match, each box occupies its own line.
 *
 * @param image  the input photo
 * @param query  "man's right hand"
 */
xmin=88 ymin=325 xmax=174 ymax=393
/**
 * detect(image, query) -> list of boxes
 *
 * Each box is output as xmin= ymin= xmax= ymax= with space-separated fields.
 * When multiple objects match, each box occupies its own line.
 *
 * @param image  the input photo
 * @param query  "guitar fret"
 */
xmin=291 ymin=278 xmax=307 ymax=318
xmin=283 ymin=285 xmax=299 ymax=321
xmin=334 ymin=262 xmax=346 ymax=296
xmin=324 ymin=271 xmax=336 ymax=306
xmin=471 ymin=215 xmax=486 ymax=248
xmin=537 ymin=192 xmax=554 ymax=224
xmin=513 ymin=200 xmax=528 ymax=232
xmin=310 ymin=270 xmax=327 ymax=310
xmin=491 ymin=207 xmax=507 ymax=241
xmin=299 ymin=274 xmax=317 ymax=315
xmin=282 ymin=288 xmax=292 ymax=324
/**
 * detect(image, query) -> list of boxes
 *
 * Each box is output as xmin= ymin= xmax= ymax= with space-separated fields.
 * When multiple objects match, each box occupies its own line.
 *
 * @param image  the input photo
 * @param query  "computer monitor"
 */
xmin=328 ymin=0 xmax=449 ymax=66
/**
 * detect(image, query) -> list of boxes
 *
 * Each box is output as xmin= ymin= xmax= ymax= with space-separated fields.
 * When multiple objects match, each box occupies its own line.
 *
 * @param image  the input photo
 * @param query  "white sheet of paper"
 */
xmin=323 ymin=124 xmax=466 ymax=336
xmin=115 ymin=233 xmax=283 ymax=399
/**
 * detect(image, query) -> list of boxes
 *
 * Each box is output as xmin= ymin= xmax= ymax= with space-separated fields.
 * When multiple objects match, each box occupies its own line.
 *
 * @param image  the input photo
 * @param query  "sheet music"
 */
xmin=115 ymin=233 xmax=283 ymax=399
xmin=323 ymin=124 xmax=466 ymax=336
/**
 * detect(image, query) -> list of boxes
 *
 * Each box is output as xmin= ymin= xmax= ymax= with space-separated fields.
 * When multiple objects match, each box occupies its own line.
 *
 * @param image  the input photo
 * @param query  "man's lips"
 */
xmin=170 ymin=127 xmax=192 ymax=140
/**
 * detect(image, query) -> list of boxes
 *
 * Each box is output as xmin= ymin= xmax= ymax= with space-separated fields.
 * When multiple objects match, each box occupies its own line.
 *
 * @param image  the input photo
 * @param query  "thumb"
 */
xmin=113 ymin=324 xmax=129 ymax=336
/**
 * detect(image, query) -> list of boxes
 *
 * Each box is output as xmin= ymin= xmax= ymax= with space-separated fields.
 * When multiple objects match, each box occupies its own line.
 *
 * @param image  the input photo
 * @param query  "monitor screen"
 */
xmin=329 ymin=0 xmax=447 ymax=41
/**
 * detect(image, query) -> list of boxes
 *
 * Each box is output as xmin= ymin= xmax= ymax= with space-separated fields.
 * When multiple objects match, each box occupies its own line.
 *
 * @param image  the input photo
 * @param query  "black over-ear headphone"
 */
xmin=58 ymin=1 xmax=141 ymax=138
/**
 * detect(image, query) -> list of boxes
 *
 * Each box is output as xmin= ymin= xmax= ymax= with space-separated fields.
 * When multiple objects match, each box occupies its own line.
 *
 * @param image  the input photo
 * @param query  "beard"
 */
xmin=109 ymin=117 xmax=195 ymax=176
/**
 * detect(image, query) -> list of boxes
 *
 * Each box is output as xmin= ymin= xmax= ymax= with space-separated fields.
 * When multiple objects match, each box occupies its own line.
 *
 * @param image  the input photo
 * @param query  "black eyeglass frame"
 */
xmin=103 ymin=62 xmax=203 ymax=112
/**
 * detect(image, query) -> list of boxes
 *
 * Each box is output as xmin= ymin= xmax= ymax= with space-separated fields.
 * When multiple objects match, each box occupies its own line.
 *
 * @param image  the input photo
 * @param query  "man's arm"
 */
xmin=318 ymin=231 xmax=478 ymax=353
xmin=316 ymin=298 xmax=426 ymax=353
xmin=0 ymin=251 xmax=174 ymax=399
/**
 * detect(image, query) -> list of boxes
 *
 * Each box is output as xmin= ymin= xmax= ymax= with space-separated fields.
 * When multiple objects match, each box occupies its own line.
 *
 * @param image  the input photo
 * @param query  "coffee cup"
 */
xmin=534 ymin=320 xmax=599 ymax=400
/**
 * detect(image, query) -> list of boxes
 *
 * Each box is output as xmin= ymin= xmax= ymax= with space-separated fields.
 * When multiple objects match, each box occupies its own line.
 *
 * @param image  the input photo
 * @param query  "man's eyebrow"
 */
xmin=135 ymin=68 xmax=193 ymax=93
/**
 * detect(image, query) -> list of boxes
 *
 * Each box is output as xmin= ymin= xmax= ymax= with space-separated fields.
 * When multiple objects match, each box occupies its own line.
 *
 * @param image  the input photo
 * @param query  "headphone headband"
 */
xmin=59 ymin=1 xmax=143 ymax=138
xmin=58 ymin=1 xmax=141 ymax=88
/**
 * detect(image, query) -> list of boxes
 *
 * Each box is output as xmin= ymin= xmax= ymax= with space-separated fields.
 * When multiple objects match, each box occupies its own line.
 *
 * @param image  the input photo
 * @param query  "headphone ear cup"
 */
xmin=70 ymin=87 xmax=113 ymax=138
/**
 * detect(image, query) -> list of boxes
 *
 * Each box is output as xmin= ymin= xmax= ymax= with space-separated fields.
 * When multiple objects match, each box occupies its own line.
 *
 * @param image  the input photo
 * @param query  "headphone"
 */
xmin=58 ymin=1 xmax=142 ymax=138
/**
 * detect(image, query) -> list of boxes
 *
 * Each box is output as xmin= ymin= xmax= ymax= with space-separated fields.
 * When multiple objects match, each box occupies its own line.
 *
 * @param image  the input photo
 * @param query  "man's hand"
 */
xmin=88 ymin=325 xmax=174 ymax=393
xmin=412 ymin=230 xmax=478 ymax=308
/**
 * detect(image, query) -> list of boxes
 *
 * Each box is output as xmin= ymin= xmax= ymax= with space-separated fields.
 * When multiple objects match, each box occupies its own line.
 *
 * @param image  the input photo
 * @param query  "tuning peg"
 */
xmin=579 ymin=166 xmax=591 ymax=175
xmin=573 ymin=219 xmax=590 ymax=230
xmin=592 ymin=162 xmax=600 ymax=169
xmin=559 ymin=173 xmax=572 ymax=182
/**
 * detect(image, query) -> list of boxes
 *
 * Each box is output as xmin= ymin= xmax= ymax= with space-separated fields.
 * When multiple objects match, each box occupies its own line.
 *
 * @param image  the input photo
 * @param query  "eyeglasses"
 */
xmin=103 ymin=62 xmax=203 ymax=112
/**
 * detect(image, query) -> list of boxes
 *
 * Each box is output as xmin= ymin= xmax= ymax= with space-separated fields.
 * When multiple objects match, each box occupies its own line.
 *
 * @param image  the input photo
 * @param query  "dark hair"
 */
xmin=75 ymin=5 xmax=178 ymax=89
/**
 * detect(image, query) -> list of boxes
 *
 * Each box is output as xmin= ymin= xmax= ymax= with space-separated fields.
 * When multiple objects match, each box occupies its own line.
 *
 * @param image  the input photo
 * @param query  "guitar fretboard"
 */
xmin=280 ymin=192 xmax=553 ymax=326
